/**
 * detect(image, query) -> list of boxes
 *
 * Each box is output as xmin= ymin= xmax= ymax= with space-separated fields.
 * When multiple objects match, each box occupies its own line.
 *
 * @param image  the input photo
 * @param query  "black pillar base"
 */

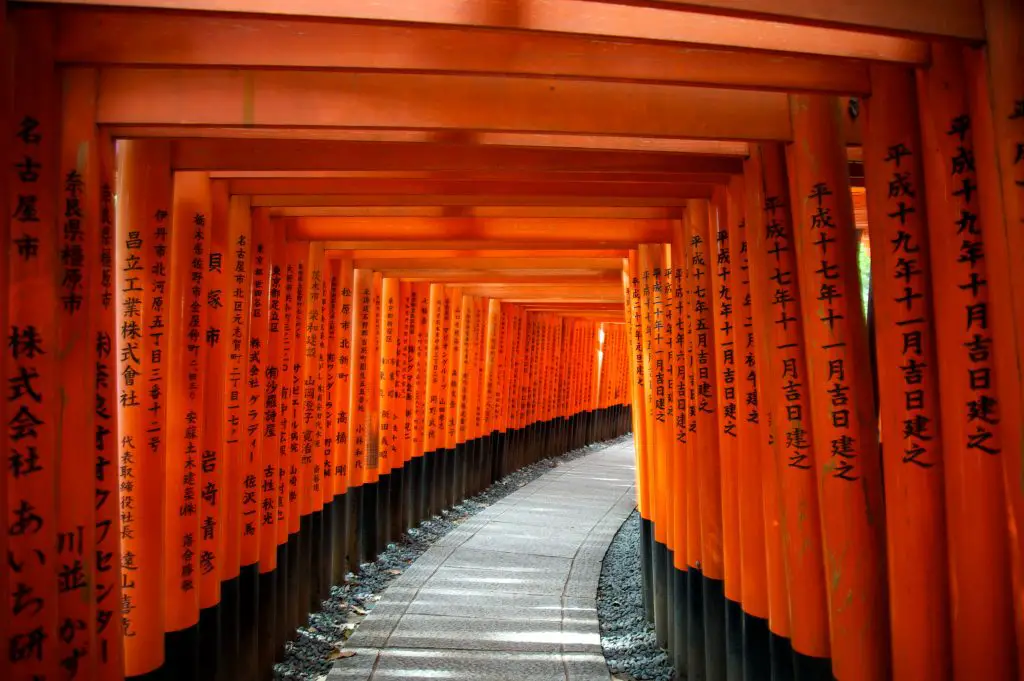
xmin=742 ymin=613 xmax=772 ymax=681
xmin=345 ymin=487 xmax=361 ymax=574
xmin=769 ymin=632 xmax=796 ymax=681
xmin=377 ymin=472 xmax=392 ymax=550
xmin=793 ymin=649 xmax=832 ymax=681
xmin=218 ymin=574 xmax=240 ymax=680
xmin=688 ymin=566 xmax=707 ymax=681
xmin=257 ymin=569 xmax=277 ymax=680
xmin=672 ymin=566 xmax=689 ymax=676
xmin=640 ymin=517 xmax=655 ymax=624
xmin=332 ymin=494 xmax=348 ymax=584
xmin=392 ymin=464 xmax=407 ymax=538
xmin=726 ymin=597 xmax=744 ymax=681
xmin=359 ymin=480 xmax=379 ymax=562
xmin=703 ymin=575 xmax=727 ymax=681
xmin=238 ymin=562 xmax=260 ymax=681
xmin=652 ymin=535 xmax=670 ymax=649
xmin=164 ymin=622 xmax=200 ymax=681
xmin=198 ymin=601 xmax=221 ymax=681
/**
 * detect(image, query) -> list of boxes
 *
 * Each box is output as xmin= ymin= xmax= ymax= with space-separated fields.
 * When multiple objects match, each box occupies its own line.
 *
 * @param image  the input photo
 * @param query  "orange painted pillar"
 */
xmin=917 ymin=44 xmax=1017 ymax=679
xmin=788 ymin=94 xmax=890 ymax=680
xmin=709 ymin=187 xmax=743 ymax=676
xmin=727 ymin=175 xmax=771 ymax=672
xmin=744 ymin=143 xmax=821 ymax=673
xmin=669 ymin=229 xmax=690 ymax=612
xmin=625 ymin=252 xmax=656 ymax=624
xmin=114 ymin=139 xmax=172 ymax=679
xmin=330 ymin=256 xmax=355 ymax=575
xmin=252 ymin=215 xmax=281 ymax=577
xmin=93 ymin=126 xmax=124 ymax=681
xmin=444 ymin=288 xmax=463 ymax=503
xmin=299 ymin=245 xmax=324 ymax=530
xmin=5 ymin=14 xmax=60 ymax=679
xmin=378 ymin=276 xmax=401 ymax=540
xmin=56 ymin=66 xmax=100 ymax=681
xmin=863 ymin=63 xmax=952 ymax=680
xmin=248 ymin=208 xmax=282 ymax=669
xmin=349 ymin=269 xmax=373 ymax=554
xmin=221 ymin=196 xmax=252 ymax=586
xmin=680 ymin=221 xmax=706 ymax=677
xmin=202 ymin=180 xmax=232 ymax=657
xmin=968 ymin=4 xmax=1024 ymax=664
xmin=423 ymin=284 xmax=445 ymax=516
xmin=164 ymin=171 xmax=211 ymax=673
xmin=686 ymin=201 xmax=728 ymax=679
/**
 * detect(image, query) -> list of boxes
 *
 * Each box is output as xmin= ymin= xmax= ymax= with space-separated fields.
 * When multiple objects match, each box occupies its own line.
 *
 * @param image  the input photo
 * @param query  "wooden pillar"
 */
xmin=686 ymin=200 xmax=728 ymax=679
xmin=222 ymin=197 xmax=252 ymax=587
xmin=744 ymin=143 xmax=825 ymax=669
xmin=5 ymin=10 xmax=59 ymax=679
xmin=787 ymin=94 xmax=889 ymax=680
xmin=55 ymin=66 xmax=103 ymax=681
xmin=115 ymin=139 xmax=172 ymax=679
xmin=727 ymin=174 xmax=772 ymax=677
xmin=710 ymin=187 xmax=744 ymax=679
xmin=917 ymin=43 xmax=1017 ymax=679
xmin=970 ymin=1 xmax=1024 ymax=664
xmin=862 ymin=63 xmax=951 ymax=679
xmin=164 ymin=172 xmax=210 ymax=665
xmin=332 ymin=258 xmax=354 ymax=500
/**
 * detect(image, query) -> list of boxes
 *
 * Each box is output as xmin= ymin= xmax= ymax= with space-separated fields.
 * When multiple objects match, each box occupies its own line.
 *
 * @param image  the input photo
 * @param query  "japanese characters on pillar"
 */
xmin=917 ymin=44 xmax=1015 ymax=679
xmin=788 ymin=94 xmax=889 ymax=679
xmin=165 ymin=172 xmax=211 ymax=633
xmin=201 ymin=181 xmax=229 ymax=605
xmin=250 ymin=210 xmax=278 ymax=572
xmin=380 ymin=278 xmax=401 ymax=471
xmin=245 ymin=215 xmax=268 ymax=553
xmin=115 ymin=140 xmax=172 ymax=677
xmin=332 ymin=259 xmax=354 ymax=496
xmin=264 ymin=220 xmax=286 ymax=552
xmin=863 ymin=63 xmax=950 ymax=679
xmin=726 ymin=176 xmax=769 ymax=625
xmin=299 ymin=245 xmax=324 ymax=515
xmin=350 ymin=270 xmax=374 ymax=485
xmin=969 ymin=3 xmax=1024 ymax=664
xmin=321 ymin=260 xmax=339 ymax=506
xmin=710 ymin=190 xmax=741 ymax=604
xmin=666 ymin=233 xmax=687 ymax=571
xmin=638 ymin=246 xmax=663 ymax=543
xmin=286 ymin=242 xmax=307 ymax=532
xmin=224 ymin=197 xmax=252 ymax=575
xmin=6 ymin=15 xmax=60 ymax=677
xmin=364 ymin=274 xmax=382 ymax=481
xmin=687 ymin=202 xmax=725 ymax=586
xmin=93 ymin=129 xmax=123 ymax=681
xmin=314 ymin=253 xmax=330 ymax=505
xmin=55 ymin=67 xmax=100 ymax=681
xmin=278 ymin=243 xmax=297 ymax=538
xmin=625 ymin=253 xmax=650 ymax=522
xmin=743 ymin=143 xmax=818 ymax=652
xmin=412 ymin=283 xmax=430 ymax=459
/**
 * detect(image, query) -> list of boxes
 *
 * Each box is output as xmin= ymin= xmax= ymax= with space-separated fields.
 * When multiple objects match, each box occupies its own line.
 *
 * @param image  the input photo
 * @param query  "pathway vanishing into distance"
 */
xmin=331 ymin=441 xmax=637 ymax=681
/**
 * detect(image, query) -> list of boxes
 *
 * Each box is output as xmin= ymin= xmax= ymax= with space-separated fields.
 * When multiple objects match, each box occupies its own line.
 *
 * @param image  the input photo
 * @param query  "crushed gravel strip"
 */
xmin=597 ymin=510 xmax=677 ymax=681
xmin=272 ymin=435 xmax=633 ymax=680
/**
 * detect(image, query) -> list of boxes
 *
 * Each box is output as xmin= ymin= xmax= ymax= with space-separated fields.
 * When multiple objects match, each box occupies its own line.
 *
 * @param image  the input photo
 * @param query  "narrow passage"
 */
xmin=331 ymin=441 xmax=637 ymax=680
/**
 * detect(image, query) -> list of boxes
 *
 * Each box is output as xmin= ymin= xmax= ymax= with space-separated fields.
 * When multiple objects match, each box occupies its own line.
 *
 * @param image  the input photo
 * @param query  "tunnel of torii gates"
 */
xmin=1 ymin=1 xmax=1024 ymax=681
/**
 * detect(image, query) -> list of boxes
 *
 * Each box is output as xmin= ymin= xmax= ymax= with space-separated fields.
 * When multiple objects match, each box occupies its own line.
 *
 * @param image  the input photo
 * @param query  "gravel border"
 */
xmin=273 ymin=435 xmax=633 ymax=680
xmin=597 ymin=510 xmax=677 ymax=681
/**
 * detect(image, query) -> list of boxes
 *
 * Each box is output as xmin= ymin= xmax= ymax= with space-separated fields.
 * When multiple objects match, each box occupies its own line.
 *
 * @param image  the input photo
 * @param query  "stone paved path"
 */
xmin=330 ymin=440 xmax=637 ymax=681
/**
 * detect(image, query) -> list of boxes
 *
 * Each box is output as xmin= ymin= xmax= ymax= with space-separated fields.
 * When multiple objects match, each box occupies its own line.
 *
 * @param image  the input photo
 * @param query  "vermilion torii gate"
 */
xmin=2 ymin=1 xmax=1024 ymax=680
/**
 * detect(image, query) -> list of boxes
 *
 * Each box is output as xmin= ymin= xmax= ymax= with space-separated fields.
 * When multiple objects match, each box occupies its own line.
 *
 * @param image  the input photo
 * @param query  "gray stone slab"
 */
xmin=444 ymin=545 xmax=573 ymax=574
xmin=423 ymin=564 xmax=570 ymax=596
xmin=385 ymin=613 xmax=568 ymax=652
xmin=366 ymin=648 xmax=569 ymax=681
xmin=405 ymin=587 xmax=564 ymax=621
